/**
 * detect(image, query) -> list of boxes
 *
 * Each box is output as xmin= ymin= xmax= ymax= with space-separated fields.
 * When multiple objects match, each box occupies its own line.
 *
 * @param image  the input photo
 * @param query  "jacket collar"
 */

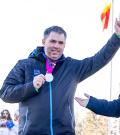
xmin=29 ymin=46 xmax=66 ymax=63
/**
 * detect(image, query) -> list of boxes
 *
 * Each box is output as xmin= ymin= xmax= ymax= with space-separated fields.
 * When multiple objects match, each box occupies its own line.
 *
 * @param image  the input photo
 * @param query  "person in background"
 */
xmin=14 ymin=110 xmax=19 ymax=122
xmin=0 ymin=109 xmax=14 ymax=128
xmin=0 ymin=109 xmax=15 ymax=135
xmin=75 ymin=93 xmax=120 ymax=117
xmin=12 ymin=109 xmax=19 ymax=135
xmin=0 ymin=18 xmax=120 ymax=135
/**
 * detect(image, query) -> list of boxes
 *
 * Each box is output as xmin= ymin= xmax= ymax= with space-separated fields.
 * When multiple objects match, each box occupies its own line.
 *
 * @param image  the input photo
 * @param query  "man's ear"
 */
xmin=42 ymin=38 xmax=45 ymax=46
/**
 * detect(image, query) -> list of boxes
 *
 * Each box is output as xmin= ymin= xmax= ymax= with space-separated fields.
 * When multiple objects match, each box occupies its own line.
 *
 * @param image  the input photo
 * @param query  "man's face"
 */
xmin=43 ymin=32 xmax=66 ymax=60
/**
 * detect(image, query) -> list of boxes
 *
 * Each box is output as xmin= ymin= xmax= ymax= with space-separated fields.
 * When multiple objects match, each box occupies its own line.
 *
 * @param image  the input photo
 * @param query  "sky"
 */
xmin=0 ymin=0 xmax=120 ymax=116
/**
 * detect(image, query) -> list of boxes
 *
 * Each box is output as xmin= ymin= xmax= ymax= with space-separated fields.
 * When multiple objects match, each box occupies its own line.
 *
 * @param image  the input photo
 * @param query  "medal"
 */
xmin=45 ymin=73 xmax=54 ymax=82
xmin=45 ymin=58 xmax=56 ymax=82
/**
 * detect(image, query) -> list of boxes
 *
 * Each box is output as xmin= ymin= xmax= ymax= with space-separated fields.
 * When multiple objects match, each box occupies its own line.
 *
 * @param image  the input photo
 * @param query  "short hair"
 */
xmin=43 ymin=26 xmax=67 ymax=39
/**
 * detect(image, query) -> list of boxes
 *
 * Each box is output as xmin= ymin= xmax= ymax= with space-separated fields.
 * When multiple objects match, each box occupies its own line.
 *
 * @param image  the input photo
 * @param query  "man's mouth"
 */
xmin=51 ymin=49 xmax=59 ymax=53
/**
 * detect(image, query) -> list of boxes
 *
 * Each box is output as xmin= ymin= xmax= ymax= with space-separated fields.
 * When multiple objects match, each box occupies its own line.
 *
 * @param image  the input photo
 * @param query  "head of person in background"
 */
xmin=14 ymin=110 xmax=19 ymax=122
xmin=1 ymin=109 xmax=12 ymax=121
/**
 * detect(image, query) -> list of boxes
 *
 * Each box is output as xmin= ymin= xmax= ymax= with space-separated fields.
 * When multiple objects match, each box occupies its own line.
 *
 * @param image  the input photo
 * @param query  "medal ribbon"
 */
xmin=46 ymin=58 xmax=56 ymax=73
xmin=46 ymin=58 xmax=56 ymax=135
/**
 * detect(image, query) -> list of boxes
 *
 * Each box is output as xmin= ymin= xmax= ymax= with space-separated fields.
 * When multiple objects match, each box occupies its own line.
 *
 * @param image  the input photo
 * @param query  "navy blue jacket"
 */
xmin=0 ymin=34 xmax=120 ymax=135
xmin=87 ymin=96 xmax=120 ymax=117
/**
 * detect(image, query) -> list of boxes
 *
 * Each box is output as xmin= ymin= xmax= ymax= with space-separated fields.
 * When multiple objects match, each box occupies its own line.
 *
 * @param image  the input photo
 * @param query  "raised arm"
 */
xmin=73 ymin=19 xmax=120 ymax=83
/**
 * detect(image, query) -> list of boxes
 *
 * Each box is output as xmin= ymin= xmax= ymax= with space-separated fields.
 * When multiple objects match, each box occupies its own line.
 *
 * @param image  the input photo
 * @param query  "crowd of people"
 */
xmin=0 ymin=109 xmax=19 ymax=135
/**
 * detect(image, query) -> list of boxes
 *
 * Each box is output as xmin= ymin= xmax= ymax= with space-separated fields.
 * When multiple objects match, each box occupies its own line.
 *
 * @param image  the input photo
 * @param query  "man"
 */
xmin=75 ymin=93 xmax=120 ymax=118
xmin=0 ymin=19 xmax=120 ymax=135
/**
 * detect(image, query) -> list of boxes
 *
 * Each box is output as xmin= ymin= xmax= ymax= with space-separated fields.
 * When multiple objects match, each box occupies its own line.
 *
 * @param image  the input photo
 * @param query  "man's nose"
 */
xmin=53 ymin=42 xmax=60 ymax=48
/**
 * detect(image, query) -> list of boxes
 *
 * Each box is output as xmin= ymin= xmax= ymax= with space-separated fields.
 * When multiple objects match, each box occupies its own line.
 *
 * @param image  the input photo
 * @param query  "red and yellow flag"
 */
xmin=101 ymin=2 xmax=112 ymax=30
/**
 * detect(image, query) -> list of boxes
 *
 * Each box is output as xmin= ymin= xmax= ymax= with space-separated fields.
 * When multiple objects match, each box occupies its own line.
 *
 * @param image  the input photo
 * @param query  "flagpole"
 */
xmin=108 ymin=0 xmax=114 ymax=135
xmin=109 ymin=0 xmax=114 ymax=101
xmin=109 ymin=1 xmax=120 ymax=135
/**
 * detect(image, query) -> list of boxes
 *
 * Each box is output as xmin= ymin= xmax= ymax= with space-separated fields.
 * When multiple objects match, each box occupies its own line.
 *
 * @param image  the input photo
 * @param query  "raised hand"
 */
xmin=115 ymin=18 xmax=120 ymax=34
xmin=75 ymin=93 xmax=90 ymax=107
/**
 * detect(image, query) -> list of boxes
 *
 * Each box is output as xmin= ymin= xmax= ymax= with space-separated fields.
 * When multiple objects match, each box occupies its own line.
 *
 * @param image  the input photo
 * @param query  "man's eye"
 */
xmin=50 ymin=40 xmax=64 ymax=44
xmin=59 ymin=41 xmax=64 ymax=44
xmin=50 ymin=40 xmax=57 ymax=43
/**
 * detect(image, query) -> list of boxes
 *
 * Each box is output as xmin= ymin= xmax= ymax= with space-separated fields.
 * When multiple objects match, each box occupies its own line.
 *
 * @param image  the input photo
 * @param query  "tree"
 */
xmin=75 ymin=110 xmax=108 ymax=135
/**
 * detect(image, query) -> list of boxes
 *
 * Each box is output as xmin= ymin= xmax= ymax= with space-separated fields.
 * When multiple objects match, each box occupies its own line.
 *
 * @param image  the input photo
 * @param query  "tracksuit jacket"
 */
xmin=0 ymin=33 xmax=120 ymax=135
xmin=87 ymin=96 xmax=120 ymax=117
